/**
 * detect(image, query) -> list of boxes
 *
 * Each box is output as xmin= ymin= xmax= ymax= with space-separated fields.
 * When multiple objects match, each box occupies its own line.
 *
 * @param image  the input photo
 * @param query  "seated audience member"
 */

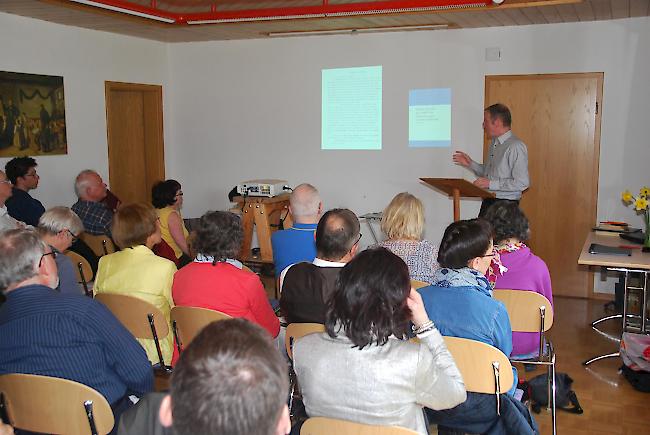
xmin=152 ymin=180 xmax=191 ymax=267
xmin=0 ymin=229 xmax=153 ymax=423
xmin=37 ymin=206 xmax=85 ymax=295
xmin=172 ymin=211 xmax=279 ymax=341
xmin=0 ymin=170 xmax=24 ymax=232
xmin=279 ymin=208 xmax=360 ymax=324
xmin=102 ymin=189 xmax=122 ymax=213
xmin=293 ymin=248 xmax=465 ymax=434
xmin=94 ymin=203 xmax=176 ymax=366
xmin=419 ymin=219 xmax=537 ymax=435
xmin=272 ymin=183 xmax=322 ymax=276
xmin=377 ymin=192 xmax=439 ymax=283
xmin=71 ymin=169 xmax=113 ymax=236
xmin=484 ymin=200 xmax=553 ymax=357
xmin=118 ymin=319 xmax=291 ymax=435
xmin=4 ymin=156 xmax=45 ymax=226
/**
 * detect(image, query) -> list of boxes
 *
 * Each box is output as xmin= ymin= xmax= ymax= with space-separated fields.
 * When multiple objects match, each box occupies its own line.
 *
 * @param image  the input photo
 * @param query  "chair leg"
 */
xmin=84 ymin=400 xmax=99 ymax=435
xmin=172 ymin=320 xmax=182 ymax=355
xmin=148 ymin=314 xmax=168 ymax=371
xmin=551 ymin=361 xmax=557 ymax=435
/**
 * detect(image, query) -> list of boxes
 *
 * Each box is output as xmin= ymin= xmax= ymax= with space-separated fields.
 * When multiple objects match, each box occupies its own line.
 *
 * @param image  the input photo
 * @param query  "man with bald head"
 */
xmin=271 ymin=183 xmax=322 ymax=277
xmin=71 ymin=169 xmax=113 ymax=235
xmin=279 ymin=208 xmax=360 ymax=324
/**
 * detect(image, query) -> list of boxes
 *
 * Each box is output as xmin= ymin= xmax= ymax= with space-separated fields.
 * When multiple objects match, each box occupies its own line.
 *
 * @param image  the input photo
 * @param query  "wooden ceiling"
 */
xmin=0 ymin=0 xmax=648 ymax=42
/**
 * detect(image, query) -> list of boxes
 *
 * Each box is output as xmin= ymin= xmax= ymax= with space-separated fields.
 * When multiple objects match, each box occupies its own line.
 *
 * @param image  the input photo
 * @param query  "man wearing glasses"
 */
xmin=0 ymin=229 xmax=154 ymax=422
xmin=5 ymin=156 xmax=45 ymax=226
xmin=279 ymin=208 xmax=361 ymax=324
xmin=0 ymin=170 xmax=25 ymax=232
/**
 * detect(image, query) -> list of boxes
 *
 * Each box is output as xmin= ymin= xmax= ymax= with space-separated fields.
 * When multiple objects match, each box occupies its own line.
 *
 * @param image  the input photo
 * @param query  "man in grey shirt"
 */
xmin=453 ymin=103 xmax=529 ymax=216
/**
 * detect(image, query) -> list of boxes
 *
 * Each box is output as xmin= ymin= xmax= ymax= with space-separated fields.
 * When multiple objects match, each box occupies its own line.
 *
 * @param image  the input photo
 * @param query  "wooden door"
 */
xmin=105 ymin=82 xmax=165 ymax=205
xmin=485 ymin=73 xmax=603 ymax=298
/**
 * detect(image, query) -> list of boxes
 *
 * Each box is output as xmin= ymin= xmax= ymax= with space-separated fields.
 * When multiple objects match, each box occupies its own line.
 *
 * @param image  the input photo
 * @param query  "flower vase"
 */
xmin=645 ymin=212 xmax=650 ymax=250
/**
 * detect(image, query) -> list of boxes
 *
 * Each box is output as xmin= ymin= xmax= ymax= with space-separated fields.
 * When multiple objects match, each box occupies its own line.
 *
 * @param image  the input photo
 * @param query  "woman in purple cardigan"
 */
xmin=484 ymin=201 xmax=553 ymax=358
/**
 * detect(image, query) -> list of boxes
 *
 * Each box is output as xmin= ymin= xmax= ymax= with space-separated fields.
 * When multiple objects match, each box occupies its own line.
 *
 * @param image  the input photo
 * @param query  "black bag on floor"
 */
xmin=528 ymin=372 xmax=583 ymax=414
xmin=620 ymin=364 xmax=650 ymax=392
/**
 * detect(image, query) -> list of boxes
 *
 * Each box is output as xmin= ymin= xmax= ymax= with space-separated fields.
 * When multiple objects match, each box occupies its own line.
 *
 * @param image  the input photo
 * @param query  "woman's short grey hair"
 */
xmin=38 ymin=206 xmax=84 ymax=236
xmin=0 ymin=229 xmax=46 ymax=292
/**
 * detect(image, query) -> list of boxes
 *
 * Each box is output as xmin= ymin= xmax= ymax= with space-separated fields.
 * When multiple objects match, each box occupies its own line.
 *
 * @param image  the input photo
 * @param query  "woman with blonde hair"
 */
xmin=94 ymin=203 xmax=177 ymax=366
xmin=378 ymin=192 xmax=439 ymax=283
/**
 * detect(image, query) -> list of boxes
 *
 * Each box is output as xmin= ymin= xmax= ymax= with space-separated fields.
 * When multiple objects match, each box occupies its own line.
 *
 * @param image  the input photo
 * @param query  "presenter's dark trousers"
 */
xmin=479 ymin=198 xmax=520 ymax=218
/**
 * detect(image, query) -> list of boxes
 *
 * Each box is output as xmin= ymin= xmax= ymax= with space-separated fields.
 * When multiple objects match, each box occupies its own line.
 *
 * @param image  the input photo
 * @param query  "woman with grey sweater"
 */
xmin=293 ymin=247 xmax=466 ymax=434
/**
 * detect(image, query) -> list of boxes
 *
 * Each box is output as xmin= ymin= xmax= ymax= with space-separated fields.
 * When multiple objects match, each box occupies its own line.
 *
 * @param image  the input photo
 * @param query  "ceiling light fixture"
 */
xmin=268 ymin=23 xmax=449 ymax=37
xmin=69 ymin=0 xmax=177 ymax=23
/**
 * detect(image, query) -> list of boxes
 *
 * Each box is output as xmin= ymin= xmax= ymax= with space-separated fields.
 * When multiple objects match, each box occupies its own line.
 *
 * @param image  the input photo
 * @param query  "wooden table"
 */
xmin=578 ymin=231 xmax=650 ymax=365
xmin=232 ymin=194 xmax=291 ymax=263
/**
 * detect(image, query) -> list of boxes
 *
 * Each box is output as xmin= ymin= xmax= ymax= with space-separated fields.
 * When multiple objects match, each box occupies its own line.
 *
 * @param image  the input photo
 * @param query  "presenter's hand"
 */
xmin=473 ymin=177 xmax=490 ymax=189
xmin=452 ymin=151 xmax=472 ymax=168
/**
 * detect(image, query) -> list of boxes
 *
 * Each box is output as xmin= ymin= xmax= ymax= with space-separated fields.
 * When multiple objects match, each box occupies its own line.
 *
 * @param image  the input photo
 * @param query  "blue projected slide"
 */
xmin=322 ymin=66 xmax=382 ymax=150
xmin=408 ymin=88 xmax=451 ymax=148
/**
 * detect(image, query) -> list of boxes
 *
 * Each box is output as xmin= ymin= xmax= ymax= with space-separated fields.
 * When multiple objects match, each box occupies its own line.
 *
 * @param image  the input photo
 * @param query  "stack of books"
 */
xmin=593 ymin=221 xmax=642 ymax=235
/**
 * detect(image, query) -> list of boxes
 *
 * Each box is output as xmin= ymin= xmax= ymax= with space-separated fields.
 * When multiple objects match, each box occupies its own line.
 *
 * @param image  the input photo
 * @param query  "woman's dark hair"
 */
xmin=152 ymin=179 xmax=181 ymax=209
xmin=437 ymin=219 xmax=493 ymax=269
xmin=325 ymin=247 xmax=411 ymax=349
xmin=483 ymin=201 xmax=530 ymax=244
xmin=193 ymin=211 xmax=243 ymax=261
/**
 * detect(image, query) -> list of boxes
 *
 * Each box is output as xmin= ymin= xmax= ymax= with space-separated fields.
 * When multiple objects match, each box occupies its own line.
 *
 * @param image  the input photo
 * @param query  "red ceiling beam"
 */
xmin=70 ymin=0 xmax=492 ymax=24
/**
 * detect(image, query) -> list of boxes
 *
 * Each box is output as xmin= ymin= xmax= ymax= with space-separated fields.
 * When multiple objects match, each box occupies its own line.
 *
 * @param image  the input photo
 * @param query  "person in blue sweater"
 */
xmin=419 ymin=218 xmax=537 ymax=435
xmin=0 ymin=229 xmax=153 ymax=429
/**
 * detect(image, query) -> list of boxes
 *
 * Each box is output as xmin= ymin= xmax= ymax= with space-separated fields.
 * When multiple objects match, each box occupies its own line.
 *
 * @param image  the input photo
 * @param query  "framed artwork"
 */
xmin=0 ymin=71 xmax=67 ymax=157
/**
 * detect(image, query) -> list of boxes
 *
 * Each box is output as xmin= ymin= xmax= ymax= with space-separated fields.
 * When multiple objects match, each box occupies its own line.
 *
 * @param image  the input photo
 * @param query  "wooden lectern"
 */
xmin=232 ymin=194 xmax=293 ymax=263
xmin=420 ymin=178 xmax=495 ymax=221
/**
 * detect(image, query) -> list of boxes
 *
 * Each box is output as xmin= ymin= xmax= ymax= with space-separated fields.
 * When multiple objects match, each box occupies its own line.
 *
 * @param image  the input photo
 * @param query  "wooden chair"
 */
xmin=94 ymin=293 xmax=170 ymax=370
xmin=285 ymin=322 xmax=326 ymax=360
xmin=285 ymin=323 xmax=326 ymax=417
xmin=443 ymin=336 xmax=514 ymax=416
xmin=171 ymin=306 xmax=231 ymax=354
xmin=301 ymin=416 xmax=418 ymax=435
xmin=493 ymin=289 xmax=556 ymax=435
xmin=64 ymin=250 xmax=94 ymax=297
xmin=80 ymin=233 xmax=116 ymax=257
xmin=0 ymin=373 xmax=114 ymax=435
xmin=410 ymin=279 xmax=429 ymax=290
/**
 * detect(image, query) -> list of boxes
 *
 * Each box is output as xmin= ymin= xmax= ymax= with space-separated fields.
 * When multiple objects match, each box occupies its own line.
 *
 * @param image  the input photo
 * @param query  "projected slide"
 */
xmin=409 ymin=88 xmax=451 ymax=148
xmin=322 ymin=66 xmax=382 ymax=150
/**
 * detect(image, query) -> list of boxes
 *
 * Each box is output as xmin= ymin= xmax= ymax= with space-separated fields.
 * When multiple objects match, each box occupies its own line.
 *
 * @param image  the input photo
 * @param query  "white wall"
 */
xmin=166 ymin=17 xmax=650 ymax=247
xmin=1 ymin=12 xmax=648 ymax=251
xmin=0 ymin=12 xmax=167 ymax=208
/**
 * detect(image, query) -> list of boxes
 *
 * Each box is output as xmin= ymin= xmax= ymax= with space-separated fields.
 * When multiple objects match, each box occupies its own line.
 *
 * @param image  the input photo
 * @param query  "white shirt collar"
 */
xmin=496 ymin=130 xmax=512 ymax=145
xmin=313 ymin=257 xmax=346 ymax=268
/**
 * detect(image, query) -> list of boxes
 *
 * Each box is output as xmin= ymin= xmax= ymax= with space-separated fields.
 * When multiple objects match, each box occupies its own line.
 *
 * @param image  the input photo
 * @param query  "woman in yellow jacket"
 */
xmin=94 ymin=203 xmax=177 ymax=366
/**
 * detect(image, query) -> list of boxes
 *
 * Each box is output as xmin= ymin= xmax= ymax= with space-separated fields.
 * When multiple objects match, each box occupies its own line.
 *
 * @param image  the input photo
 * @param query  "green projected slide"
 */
xmin=321 ymin=66 xmax=382 ymax=150
xmin=409 ymin=88 xmax=451 ymax=148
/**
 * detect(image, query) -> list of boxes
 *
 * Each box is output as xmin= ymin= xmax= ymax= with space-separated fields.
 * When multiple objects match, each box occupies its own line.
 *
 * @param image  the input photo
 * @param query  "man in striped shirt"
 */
xmin=0 ymin=229 xmax=153 ymax=422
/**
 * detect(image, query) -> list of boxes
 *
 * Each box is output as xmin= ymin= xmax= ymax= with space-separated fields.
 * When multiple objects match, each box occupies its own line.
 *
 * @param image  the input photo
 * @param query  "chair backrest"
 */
xmin=410 ymin=279 xmax=429 ymax=290
xmin=171 ymin=306 xmax=231 ymax=348
xmin=443 ymin=336 xmax=514 ymax=395
xmin=0 ymin=373 xmax=114 ymax=435
xmin=95 ymin=293 xmax=169 ymax=339
xmin=492 ymin=289 xmax=554 ymax=333
xmin=95 ymin=293 xmax=169 ymax=367
xmin=300 ymin=417 xmax=419 ymax=435
xmin=285 ymin=323 xmax=325 ymax=360
xmin=64 ymin=250 xmax=93 ymax=297
xmin=80 ymin=233 xmax=116 ymax=257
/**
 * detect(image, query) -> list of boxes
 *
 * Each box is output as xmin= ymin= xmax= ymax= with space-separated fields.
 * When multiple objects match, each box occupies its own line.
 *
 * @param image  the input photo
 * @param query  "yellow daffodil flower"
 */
xmin=622 ymin=190 xmax=633 ymax=203
xmin=641 ymin=187 xmax=650 ymax=198
xmin=634 ymin=197 xmax=649 ymax=211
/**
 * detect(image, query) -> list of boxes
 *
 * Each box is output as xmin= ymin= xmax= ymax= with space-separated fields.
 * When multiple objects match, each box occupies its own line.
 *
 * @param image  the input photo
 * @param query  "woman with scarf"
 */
xmin=483 ymin=200 xmax=553 ymax=358
xmin=419 ymin=218 xmax=538 ymax=435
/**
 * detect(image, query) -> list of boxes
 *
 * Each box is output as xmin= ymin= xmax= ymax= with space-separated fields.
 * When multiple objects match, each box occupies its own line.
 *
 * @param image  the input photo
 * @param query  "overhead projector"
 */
xmin=236 ymin=179 xmax=289 ymax=197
